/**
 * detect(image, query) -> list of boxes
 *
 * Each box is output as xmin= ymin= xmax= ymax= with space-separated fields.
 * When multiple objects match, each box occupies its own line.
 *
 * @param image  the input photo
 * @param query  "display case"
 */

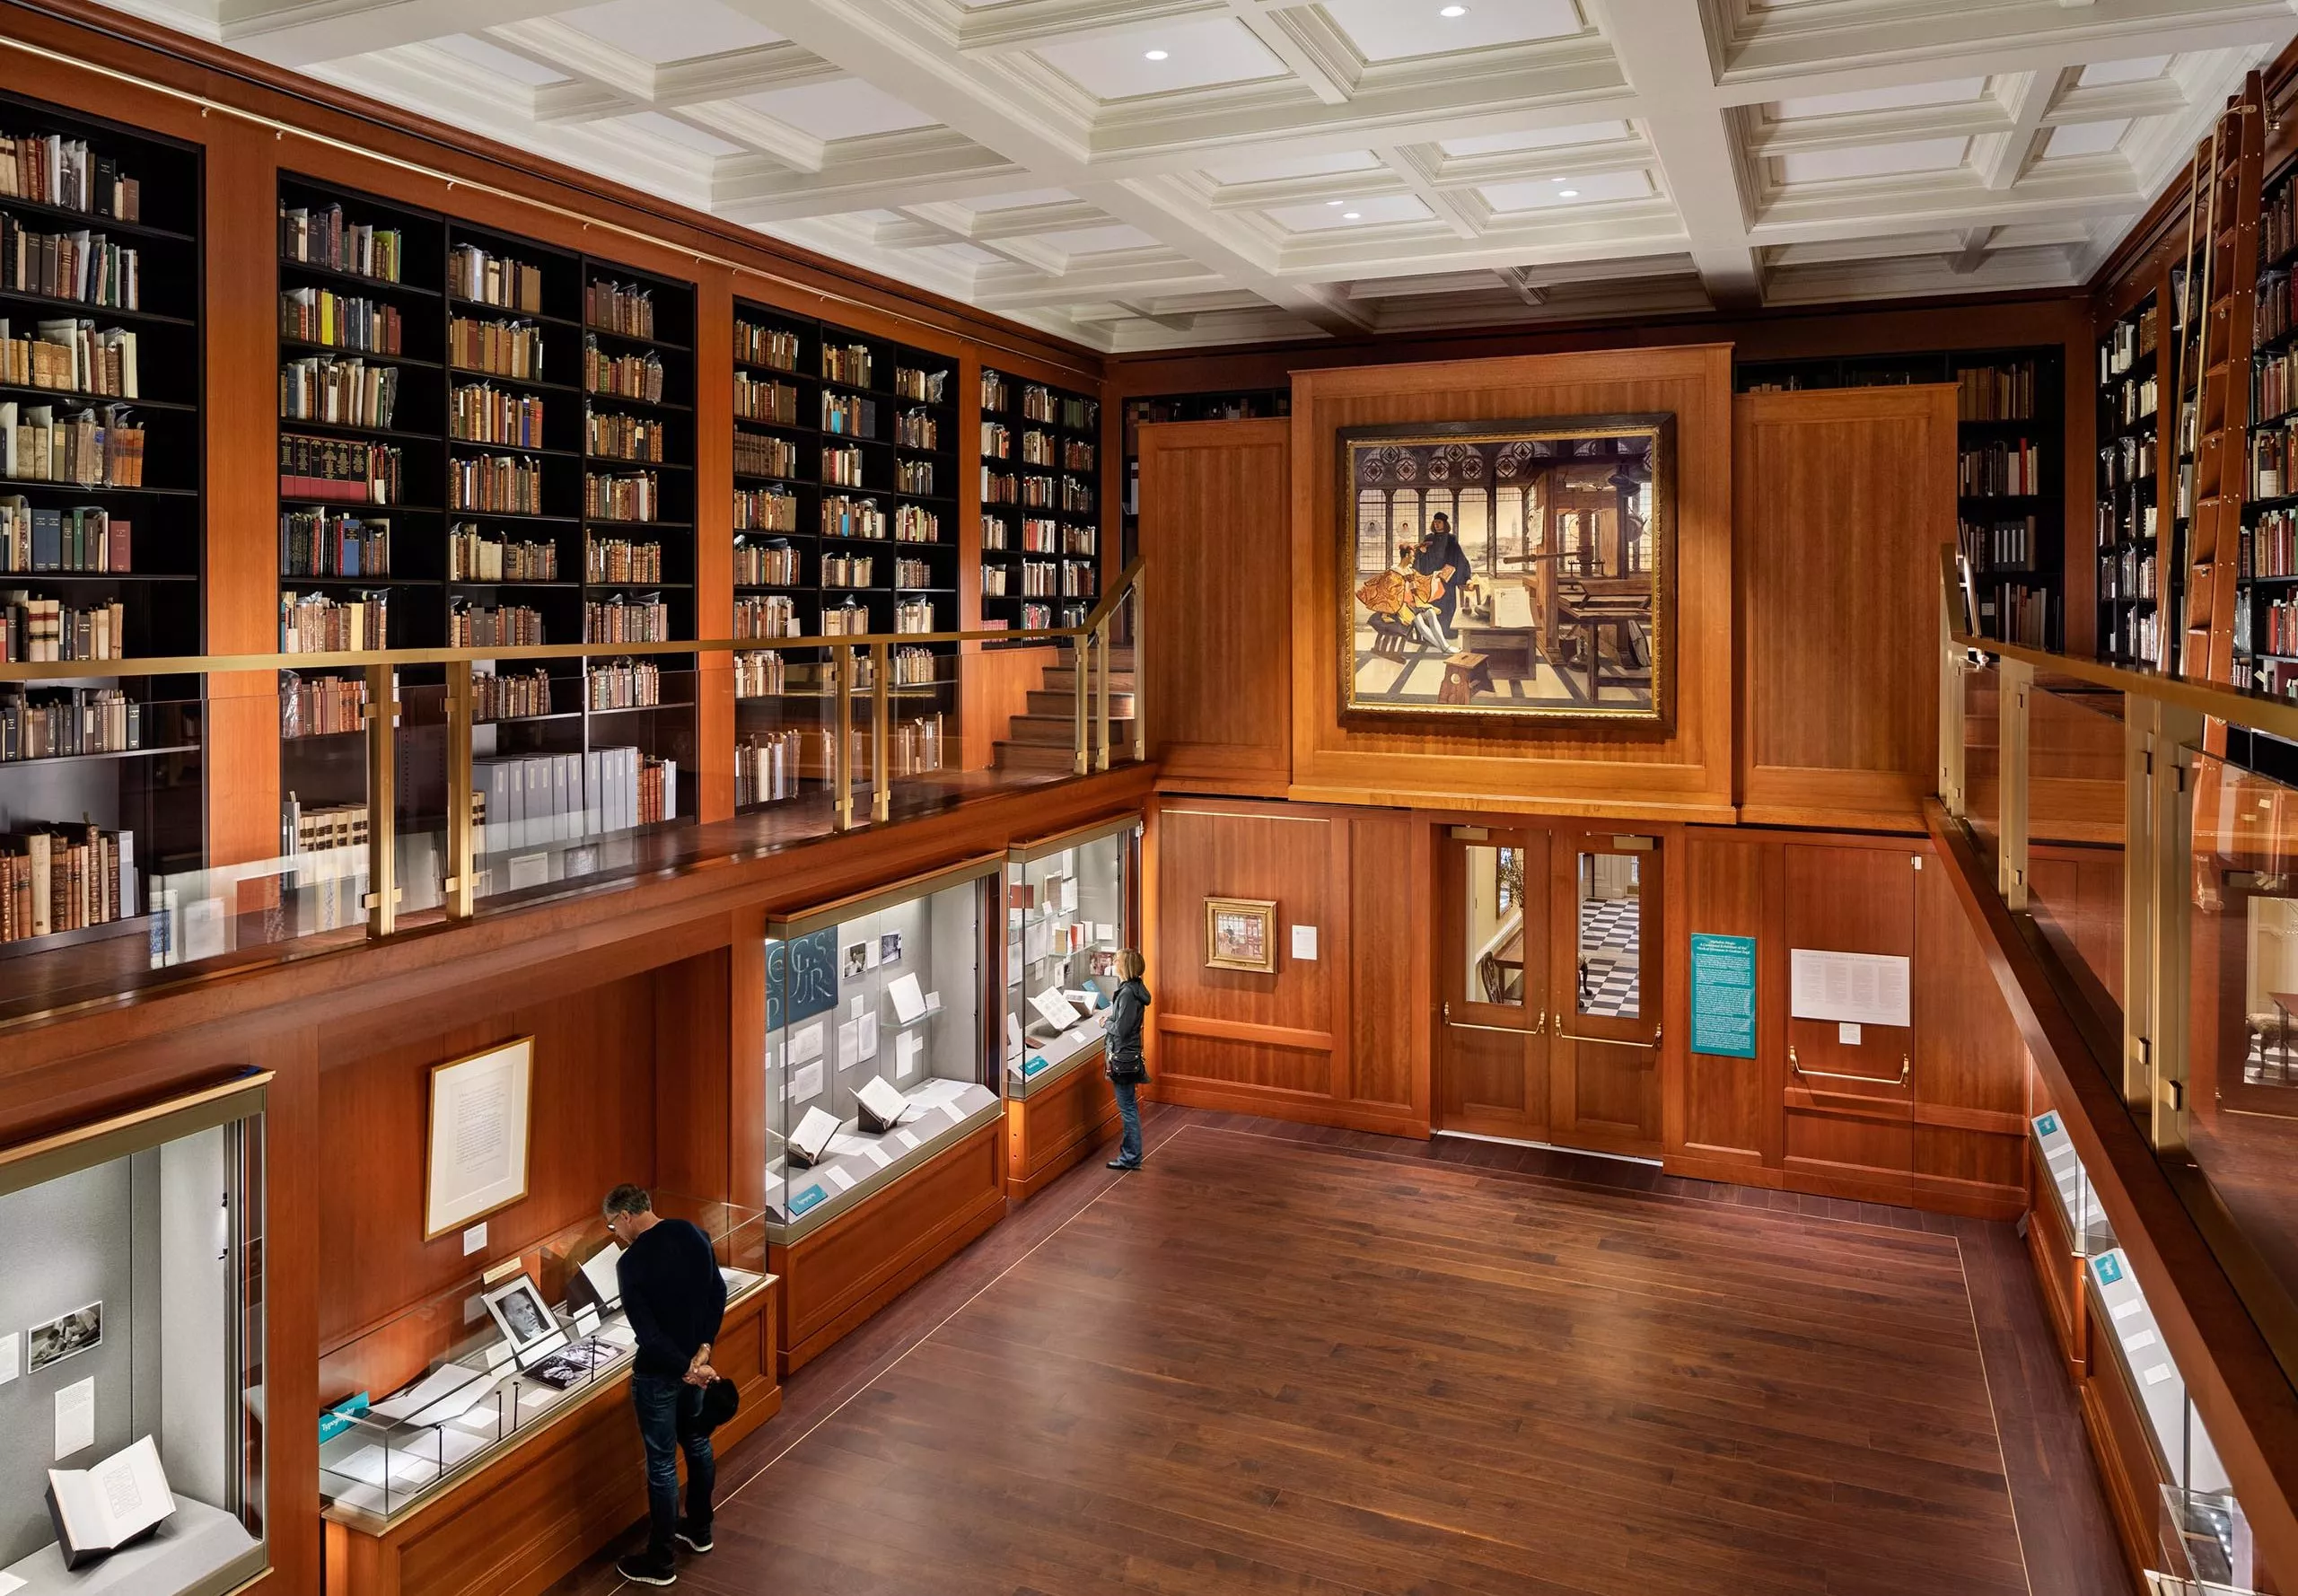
xmin=0 ymin=1075 xmax=268 ymax=1596
xmin=318 ymin=1194 xmax=767 ymax=1529
xmin=764 ymin=858 xmax=1004 ymax=1240
xmin=1004 ymin=815 xmax=1138 ymax=1097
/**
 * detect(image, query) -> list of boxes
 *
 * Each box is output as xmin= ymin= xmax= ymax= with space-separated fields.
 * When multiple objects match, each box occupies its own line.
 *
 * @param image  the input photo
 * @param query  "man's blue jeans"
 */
xmin=631 ymin=1373 xmax=714 ymax=1557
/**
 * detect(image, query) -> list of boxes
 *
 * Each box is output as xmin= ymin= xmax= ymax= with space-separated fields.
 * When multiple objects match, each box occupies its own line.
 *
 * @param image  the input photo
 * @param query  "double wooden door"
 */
xmin=1436 ymin=825 xmax=1662 ymax=1157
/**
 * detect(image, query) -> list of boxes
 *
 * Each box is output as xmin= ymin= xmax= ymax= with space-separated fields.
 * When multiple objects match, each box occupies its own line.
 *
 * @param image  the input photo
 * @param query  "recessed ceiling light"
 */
xmin=1557 ymin=189 xmax=1579 ymax=197
xmin=1144 ymin=48 xmax=1168 ymax=60
xmin=1327 ymin=198 xmax=1345 ymax=206
xmin=1441 ymin=4 xmax=1468 ymax=14
xmin=1343 ymin=210 xmax=1363 ymax=219
xmin=1553 ymin=175 xmax=1570 ymax=183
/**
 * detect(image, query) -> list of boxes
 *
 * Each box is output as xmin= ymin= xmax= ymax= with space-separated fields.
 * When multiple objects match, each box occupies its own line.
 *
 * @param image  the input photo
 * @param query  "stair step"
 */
xmin=1027 ymin=688 xmax=1136 ymax=717
xmin=993 ymin=740 xmax=1083 ymax=771
xmin=1006 ymin=712 xmax=1136 ymax=746
xmin=1039 ymin=669 xmax=1137 ymax=692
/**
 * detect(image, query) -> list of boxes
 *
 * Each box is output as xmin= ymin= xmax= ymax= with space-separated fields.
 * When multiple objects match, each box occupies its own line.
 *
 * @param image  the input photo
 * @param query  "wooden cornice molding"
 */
xmin=0 ymin=0 xmax=1104 ymax=380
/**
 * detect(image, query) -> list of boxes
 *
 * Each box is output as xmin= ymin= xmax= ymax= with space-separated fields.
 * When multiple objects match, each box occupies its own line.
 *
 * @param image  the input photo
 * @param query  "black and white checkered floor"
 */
xmin=1577 ymin=898 xmax=1641 ymax=1019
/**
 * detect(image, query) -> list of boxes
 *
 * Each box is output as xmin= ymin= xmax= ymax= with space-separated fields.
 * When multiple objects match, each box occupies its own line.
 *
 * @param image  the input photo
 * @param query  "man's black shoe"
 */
xmin=1107 ymin=1160 xmax=1141 ymax=1171
xmin=675 ymin=1524 xmax=714 ymax=1554
xmin=617 ymin=1552 xmax=678 ymax=1586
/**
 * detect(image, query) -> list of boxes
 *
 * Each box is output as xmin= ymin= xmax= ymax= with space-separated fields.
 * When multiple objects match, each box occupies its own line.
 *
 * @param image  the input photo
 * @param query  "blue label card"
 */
xmin=788 ymin=1185 xmax=828 ymax=1216
xmin=1022 ymin=1056 xmax=1049 ymax=1078
xmin=2037 ymin=1112 xmax=2058 ymax=1135
xmin=1688 ymin=933 xmax=1759 ymax=1058
xmin=2094 ymin=1252 xmax=2125 ymax=1285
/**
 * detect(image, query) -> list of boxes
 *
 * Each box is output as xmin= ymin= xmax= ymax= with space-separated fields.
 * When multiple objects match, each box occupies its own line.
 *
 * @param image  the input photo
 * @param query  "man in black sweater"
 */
xmin=604 ymin=1183 xmax=726 ymax=1587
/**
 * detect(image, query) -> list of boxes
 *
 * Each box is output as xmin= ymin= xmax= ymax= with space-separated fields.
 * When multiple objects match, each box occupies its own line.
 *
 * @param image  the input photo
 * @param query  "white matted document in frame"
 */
xmin=424 ymin=1038 xmax=534 ymax=1240
xmin=887 ymin=973 xmax=928 ymax=1024
xmin=1788 ymin=949 xmax=1910 ymax=1029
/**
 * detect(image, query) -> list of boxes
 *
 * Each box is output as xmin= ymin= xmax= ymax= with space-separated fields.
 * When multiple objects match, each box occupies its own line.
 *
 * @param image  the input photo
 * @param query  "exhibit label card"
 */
xmin=792 ymin=1060 xmax=825 ymax=1101
xmin=791 ymin=1022 xmax=825 ymax=1065
xmin=0 ymin=1568 xmax=27 ymax=1594
xmin=838 ymin=1020 xmax=860 ymax=1068
xmin=54 ymin=1375 xmax=95 ymax=1457
xmin=896 ymin=1030 xmax=922 ymax=1081
xmin=1787 ymin=948 xmax=1909 ymax=1029
xmin=1688 ymin=934 xmax=1758 ymax=1058
xmin=0 ymin=1330 xmax=17 ymax=1387
xmin=859 ymin=1013 xmax=880 ymax=1061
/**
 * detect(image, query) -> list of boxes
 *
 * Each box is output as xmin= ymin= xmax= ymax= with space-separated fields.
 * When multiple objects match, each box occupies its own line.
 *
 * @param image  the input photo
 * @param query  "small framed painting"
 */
xmin=1204 ymin=898 xmax=1278 ymax=973
xmin=424 ymin=1038 xmax=534 ymax=1241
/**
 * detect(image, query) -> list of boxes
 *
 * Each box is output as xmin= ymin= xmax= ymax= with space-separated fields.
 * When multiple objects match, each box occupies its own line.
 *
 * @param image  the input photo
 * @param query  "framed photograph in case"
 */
xmin=424 ymin=1038 xmax=535 ymax=1240
xmin=1204 ymin=898 xmax=1278 ymax=973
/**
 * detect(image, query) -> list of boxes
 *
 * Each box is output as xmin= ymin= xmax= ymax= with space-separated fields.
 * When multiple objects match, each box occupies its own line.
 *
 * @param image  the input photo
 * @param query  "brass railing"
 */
xmin=0 ymin=560 xmax=1143 ymax=940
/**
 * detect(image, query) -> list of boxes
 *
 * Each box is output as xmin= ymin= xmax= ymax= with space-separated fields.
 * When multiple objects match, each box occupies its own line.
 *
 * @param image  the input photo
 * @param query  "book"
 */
xmin=45 ymin=1434 xmax=174 ymax=1569
xmin=887 ymin=972 xmax=928 ymax=1024
xmin=854 ymin=1075 xmax=912 ymax=1135
xmin=785 ymin=1105 xmax=838 ymax=1168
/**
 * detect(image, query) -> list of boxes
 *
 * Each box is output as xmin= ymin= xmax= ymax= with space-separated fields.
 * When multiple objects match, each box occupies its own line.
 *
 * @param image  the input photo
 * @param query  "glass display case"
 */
xmin=764 ymin=859 xmax=1002 ymax=1238
xmin=318 ymin=1195 xmax=767 ymax=1527
xmin=1005 ymin=816 xmax=1139 ymax=1097
xmin=0 ymin=1075 xmax=268 ymax=1596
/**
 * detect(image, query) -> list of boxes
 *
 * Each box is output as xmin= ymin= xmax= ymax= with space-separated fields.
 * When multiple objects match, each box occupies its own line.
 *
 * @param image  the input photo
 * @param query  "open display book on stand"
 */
xmin=762 ymin=858 xmax=1003 ymax=1241
xmin=316 ymin=1195 xmax=767 ymax=1529
xmin=0 ymin=1077 xmax=269 ymax=1596
xmin=1005 ymin=817 xmax=1136 ymax=1097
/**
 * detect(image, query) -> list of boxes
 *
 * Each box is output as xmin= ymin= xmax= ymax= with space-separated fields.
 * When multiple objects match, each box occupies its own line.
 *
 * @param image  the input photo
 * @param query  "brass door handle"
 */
xmin=1789 ymin=1044 xmax=1910 ymax=1086
xmin=1443 ymin=1001 xmax=1543 ymax=1035
xmin=1552 ymin=1013 xmax=1660 ymax=1048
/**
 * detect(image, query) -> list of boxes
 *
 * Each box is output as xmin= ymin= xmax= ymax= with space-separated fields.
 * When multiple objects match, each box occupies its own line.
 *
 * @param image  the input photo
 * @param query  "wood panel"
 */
xmin=1735 ymin=386 xmax=1956 ymax=830
xmin=1344 ymin=808 xmax=1425 ymax=1115
xmin=2028 ymin=843 xmax=2127 ymax=1010
xmin=318 ymin=975 xmax=660 ymax=1352
xmin=768 ymin=1119 xmax=1005 ymax=1373
xmin=1005 ymin=1054 xmax=1121 ymax=1201
xmin=2025 ymin=1139 xmax=2088 ymax=1376
xmin=2080 ymin=1289 xmax=2172 ymax=1592
xmin=1286 ymin=347 xmax=1735 ymax=820
xmin=322 ymin=1284 xmax=779 ymax=1596
xmin=1137 ymin=418 xmax=1292 ymax=794
xmin=1783 ymin=841 xmax=1918 ymax=1109
xmin=1673 ymin=829 xmax=1777 ymax=1174
xmin=1914 ymin=856 xmax=2029 ymax=1211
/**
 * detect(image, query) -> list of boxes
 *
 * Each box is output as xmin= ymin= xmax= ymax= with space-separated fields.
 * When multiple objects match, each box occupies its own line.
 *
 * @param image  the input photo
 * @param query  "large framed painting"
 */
xmin=1339 ymin=415 xmax=1674 ymax=724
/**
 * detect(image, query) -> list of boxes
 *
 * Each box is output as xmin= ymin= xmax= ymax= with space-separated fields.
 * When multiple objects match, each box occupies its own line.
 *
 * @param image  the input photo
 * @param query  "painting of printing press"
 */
xmin=1339 ymin=416 xmax=1673 ymax=724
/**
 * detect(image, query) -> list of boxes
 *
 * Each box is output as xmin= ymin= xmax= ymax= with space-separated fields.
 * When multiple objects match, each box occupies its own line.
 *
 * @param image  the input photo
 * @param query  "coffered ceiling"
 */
xmin=96 ymin=0 xmax=2295 ymax=350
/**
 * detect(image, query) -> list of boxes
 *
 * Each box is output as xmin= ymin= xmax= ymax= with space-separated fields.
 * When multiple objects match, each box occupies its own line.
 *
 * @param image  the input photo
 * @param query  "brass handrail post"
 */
xmin=444 ymin=661 xmax=475 ymax=919
xmin=2145 ymin=704 xmax=2205 ymax=1153
xmin=1997 ymin=657 xmax=2032 ymax=911
xmin=1938 ymin=564 xmax=1966 ymax=819
xmin=1072 ymin=631 xmax=1089 ymax=776
xmin=363 ymin=662 xmax=399 ymax=937
xmin=1094 ymin=615 xmax=1111 ymax=773
xmin=832 ymin=645 xmax=854 ymax=832
xmin=871 ymin=640 xmax=890 ymax=825
xmin=1131 ymin=575 xmax=1145 ymax=764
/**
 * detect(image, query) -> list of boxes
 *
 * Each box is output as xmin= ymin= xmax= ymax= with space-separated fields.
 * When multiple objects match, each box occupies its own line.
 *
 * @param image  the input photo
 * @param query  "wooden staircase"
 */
xmin=994 ymin=646 xmax=1136 ymax=771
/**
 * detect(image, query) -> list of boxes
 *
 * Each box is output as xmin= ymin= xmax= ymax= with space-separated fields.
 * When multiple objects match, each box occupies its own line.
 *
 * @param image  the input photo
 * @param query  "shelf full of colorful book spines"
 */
xmin=2240 ymin=153 xmax=2298 ymax=698
xmin=0 ymin=91 xmax=204 ymax=934
xmin=2095 ymin=294 xmax=2167 ymax=666
xmin=729 ymin=299 xmax=960 ymax=653
xmin=980 ymin=366 xmax=1098 ymax=635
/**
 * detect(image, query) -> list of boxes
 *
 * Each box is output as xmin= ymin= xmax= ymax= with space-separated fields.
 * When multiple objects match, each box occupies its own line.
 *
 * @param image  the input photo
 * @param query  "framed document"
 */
xmin=424 ymin=1039 xmax=535 ymax=1240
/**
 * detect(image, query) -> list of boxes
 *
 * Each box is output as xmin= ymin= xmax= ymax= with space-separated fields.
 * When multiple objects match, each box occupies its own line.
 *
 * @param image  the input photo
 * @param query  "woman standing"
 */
xmin=1105 ymin=949 xmax=1152 ymax=1171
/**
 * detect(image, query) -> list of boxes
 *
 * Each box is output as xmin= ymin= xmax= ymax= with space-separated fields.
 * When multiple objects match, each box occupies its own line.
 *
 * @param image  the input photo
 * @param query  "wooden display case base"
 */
xmin=1006 ymin=1055 xmax=1121 ymax=1201
xmin=770 ymin=1118 xmax=1006 ymax=1375
xmin=321 ymin=1282 xmax=781 ymax=1596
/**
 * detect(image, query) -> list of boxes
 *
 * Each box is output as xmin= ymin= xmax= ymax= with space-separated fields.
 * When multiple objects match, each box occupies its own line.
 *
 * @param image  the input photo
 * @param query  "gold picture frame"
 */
xmin=423 ymin=1037 xmax=535 ymax=1241
xmin=1204 ymin=897 xmax=1278 ymax=973
xmin=1338 ymin=413 xmax=1674 ymax=726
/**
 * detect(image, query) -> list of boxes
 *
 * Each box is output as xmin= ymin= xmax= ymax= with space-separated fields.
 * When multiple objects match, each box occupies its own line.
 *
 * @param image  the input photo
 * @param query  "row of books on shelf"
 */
xmin=587 ymin=408 xmax=662 ymax=463
xmin=983 ymin=470 xmax=1095 ymax=513
xmin=587 ymin=536 xmax=660 ymax=583
xmin=452 ymin=383 xmax=542 ymax=448
xmin=586 ymin=658 xmax=661 ymax=710
xmin=981 ymin=559 xmax=1094 ymax=599
xmin=2099 ymin=546 xmax=2157 ymax=603
xmin=452 ymin=246 xmax=543 ymax=314
xmin=0 ymin=218 xmax=139 ymax=310
xmin=2 ymin=317 xmax=137 ymax=398
xmin=583 ymin=341 xmax=663 ymax=404
xmin=819 ymin=597 xmax=934 ymax=636
xmin=452 ymin=526 xmax=557 ymax=582
xmin=822 ymin=392 xmax=876 ymax=437
xmin=281 ymin=509 xmax=389 ymax=578
xmin=1978 ymin=583 xmax=2052 ymax=648
xmin=452 ymin=454 xmax=542 ymax=515
xmin=476 ymin=746 xmax=676 ymax=845
xmin=2107 ymin=372 xmax=2157 ymax=429
xmin=448 ymin=601 xmax=544 ymax=647
xmin=735 ymin=593 xmax=798 ymax=638
xmin=896 ymin=409 xmax=939 ymax=451
xmin=2118 ymin=607 xmax=2162 ymax=667
xmin=1958 ymin=515 xmax=2039 ymax=572
xmin=474 ymin=667 xmax=550 ymax=723
xmin=736 ymin=323 xmax=800 ymax=372
xmin=280 ymin=203 xmax=400 ymax=284
xmin=586 ymin=281 xmax=653 ymax=339
xmin=822 ymin=343 xmax=869 ymax=387
xmin=986 ymin=602 xmax=1062 ymax=630
xmin=735 ymin=375 xmax=796 ymax=426
xmin=0 ymin=134 xmax=140 ymax=223
xmin=2258 ymin=351 xmax=2298 ymax=427
xmin=1958 ymin=439 xmax=2044 ymax=497
xmin=2259 ymin=272 xmax=2298 ymax=352
xmin=582 ymin=594 xmax=671 ymax=644
xmin=2247 ymin=508 xmax=2298 ymax=581
xmin=2244 ymin=590 xmax=2298 ymax=657
xmin=1019 ymin=386 xmax=1096 ymax=431
xmin=279 ymin=671 xmax=366 ymax=739
xmin=1 ymin=685 xmax=140 ymax=761
xmin=982 ymin=515 xmax=1092 ymax=555
xmin=2101 ymin=434 xmax=2157 ymax=489
xmin=894 ymin=368 xmax=946 ymax=404
xmin=281 ymin=288 xmax=399 ymax=355
xmin=281 ymin=434 xmax=397 ymax=504
xmin=0 ymin=822 xmax=135 ymax=946
xmin=2253 ymin=421 xmax=2298 ymax=499
xmin=3 ymin=401 xmax=144 ymax=487
xmin=280 ymin=589 xmax=385 ymax=652
xmin=733 ymin=713 xmax=945 ymax=806
xmin=821 ymin=552 xmax=875 ymax=588
xmin=450 ymin=318 xmax=543 ymax=380
xmin=2265 ymin=178 xmax=2298 ymax=268
xmin=281 ymin=794 xmax=365 ymax=854
xmin=2097 ymin=498 xmax=2159 ymax=547
xmin=822 ymin=444 xmax=865 ymax=487
xmin=1956 ymin=363 xmax=2039 ymax=422
xmin=585 ymin=470 xmax=658 ymax=522
xmin=2102 ymin=311 xmax=2157 ymax=379
xmin=282 ymin=355 xmax=396 ymax=429
xmin=0 ymin=499 xmax=127 ymax=573
xmin=734 ymin=487 xmax=795 ymax=532
xmin=737 ymin=434 xmax=796 ymax=479
xmin=1 ymin=592 xmax=122 ymax=661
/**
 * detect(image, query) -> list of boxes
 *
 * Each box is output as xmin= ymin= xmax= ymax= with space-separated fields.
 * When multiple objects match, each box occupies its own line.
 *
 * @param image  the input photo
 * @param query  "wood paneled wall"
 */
xmin=1136 ymin=418 xmax=1292 ymax=794
xmin=1145 ymin=797 xmax=1430 ymax=1136
xmin=1734 ymin=386 xmax=1957 ymax=829
xmin=1288 ymin=346 xmax=1737 ymax=820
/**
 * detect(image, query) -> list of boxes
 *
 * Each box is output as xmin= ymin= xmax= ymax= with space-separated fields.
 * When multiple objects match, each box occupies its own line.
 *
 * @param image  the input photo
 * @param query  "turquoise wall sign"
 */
xmin=1689 ymin=933 xmax=1758 ymax=1058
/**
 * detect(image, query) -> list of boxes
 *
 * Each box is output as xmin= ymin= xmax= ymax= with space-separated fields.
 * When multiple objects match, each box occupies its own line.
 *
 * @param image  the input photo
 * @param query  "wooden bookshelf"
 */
xmin=2235 ymin=145 xmax=2298 ymax=777
xmin=0 ymin=89 xmax=205 ymax=956
xmin=2096 ymin=294 xmax=2165 ymax=665
xmin=275 ymin=173 xmax=698 ymax=837
xmin=980 ymin=367 xmax=1099 ymax=637
xmin=1735 ymin=348 xmax=2066 ymax=648
xmin=727 ymin=300 xmax=959 ymax=811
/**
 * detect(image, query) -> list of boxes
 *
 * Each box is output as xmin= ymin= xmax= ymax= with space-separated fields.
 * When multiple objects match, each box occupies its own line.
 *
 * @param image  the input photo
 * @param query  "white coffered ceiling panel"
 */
xmin=99 ymin=0 xmax=2292 ymax=348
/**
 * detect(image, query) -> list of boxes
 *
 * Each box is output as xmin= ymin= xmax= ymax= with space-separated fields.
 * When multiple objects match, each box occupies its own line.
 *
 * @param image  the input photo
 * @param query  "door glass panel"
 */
xmin=1575 ymin=852 xmax=1641 ymax=1020
xmin=1462 ymin=844 xmax=1526 ymax=1006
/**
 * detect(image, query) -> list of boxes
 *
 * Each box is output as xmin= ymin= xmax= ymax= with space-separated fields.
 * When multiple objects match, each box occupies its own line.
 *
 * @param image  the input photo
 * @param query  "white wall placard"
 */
xmin=1291 ymin=925 xmax=1319 ymax=961
xmin=791 ymin=1022 xmax=824 ymax=1065
xmin=791 ymin=1060 xmax=824 ymax=1101
xmin=424 ymin=1038 xmax=534 ymax=1241
xmin=461 ymin=1222 xmax=489 ymax=1258
xmin=0 ymin=1331 xmax=17 ymax=1387
xmin=54 ymin=1376 xmax=95 ymax=1458
xmin=1788 ymin=950 xmax=1909 ymax=1029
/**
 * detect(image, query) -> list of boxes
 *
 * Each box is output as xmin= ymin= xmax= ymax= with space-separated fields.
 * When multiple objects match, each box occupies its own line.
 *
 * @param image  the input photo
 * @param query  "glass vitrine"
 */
xmin=318 ymin=1195 xmax=766 ymax=1527
xmin=764 ymin=859 xmax=1003 ymax=1238
xmin=0 ymin=1076 xmax=268 ymax=1596
xmin=1005 ymin=816 xmax=1139 ymax=1097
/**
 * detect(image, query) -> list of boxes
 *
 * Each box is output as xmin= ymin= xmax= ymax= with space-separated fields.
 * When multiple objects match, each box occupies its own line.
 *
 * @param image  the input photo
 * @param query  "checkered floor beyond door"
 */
xmin=1577 ymin=898 xmax=1641 ymax=1019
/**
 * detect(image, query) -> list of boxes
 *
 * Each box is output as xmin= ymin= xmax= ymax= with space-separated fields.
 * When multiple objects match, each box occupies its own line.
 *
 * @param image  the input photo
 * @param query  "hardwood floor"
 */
xmin=552 ymin=1109 xmax=2127 ymax=1596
